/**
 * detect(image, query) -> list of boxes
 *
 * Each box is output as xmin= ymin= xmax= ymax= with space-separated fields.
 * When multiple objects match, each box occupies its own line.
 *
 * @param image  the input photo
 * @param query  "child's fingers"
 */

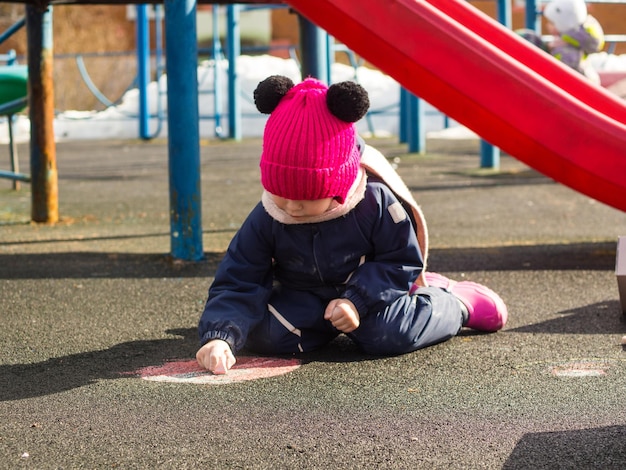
xmin=211 ymin=355 xmax=229 ymax=375
xmin=223 ymin=349 xmax=236 ymax=372
xmin=212 ymin=347 xmax=236 ymax=375
xmin=323 ymin=299 xmax=339 ymax=320
xmin=196 ymin=347 xmax=211 ymax=370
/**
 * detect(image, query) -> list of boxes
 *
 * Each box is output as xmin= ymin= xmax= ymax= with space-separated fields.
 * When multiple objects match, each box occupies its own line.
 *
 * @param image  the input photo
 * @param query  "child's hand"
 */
xmin=196 ymin=339 xmax=236 ymax=375
xmin=324 ymin=298 xmax=360 ymax=333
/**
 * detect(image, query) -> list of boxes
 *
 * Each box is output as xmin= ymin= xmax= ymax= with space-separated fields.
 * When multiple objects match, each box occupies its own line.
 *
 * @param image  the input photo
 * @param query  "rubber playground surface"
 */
xmin=2 ymin=137 xmax=626 ymax=468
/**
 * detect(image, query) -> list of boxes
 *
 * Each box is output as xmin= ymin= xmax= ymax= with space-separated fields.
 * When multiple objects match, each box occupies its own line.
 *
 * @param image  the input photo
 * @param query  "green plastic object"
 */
xmin=0 ymin=65 xmax=27 ymax=115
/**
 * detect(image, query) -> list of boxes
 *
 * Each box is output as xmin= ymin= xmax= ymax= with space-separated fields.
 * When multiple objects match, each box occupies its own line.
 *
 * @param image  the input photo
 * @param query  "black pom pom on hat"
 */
xmin=326 ymin=81 xmax=370 ymax=123
xmin=254 ymin=75 xmax=295 ymax=114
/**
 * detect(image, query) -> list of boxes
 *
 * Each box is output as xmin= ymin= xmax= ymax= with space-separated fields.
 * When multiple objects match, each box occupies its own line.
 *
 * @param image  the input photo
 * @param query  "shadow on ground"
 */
xmin=0 ymin=241 xmax=617 ymax=280
xmin=503 ymin=425 xmax=626 ymax=469
xmin=0 ymin=328 xmax=199 ymax=402
xmin=0 ymin=251 xmax=225 ymax=279
xmin=510 ymin=300 xmax=626 ymax=335
xmin=0 ymin=329 xmax=379 ymax=402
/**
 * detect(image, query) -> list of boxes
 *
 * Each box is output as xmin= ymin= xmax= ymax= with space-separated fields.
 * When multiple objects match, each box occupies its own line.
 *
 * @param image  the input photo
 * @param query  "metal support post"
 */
xmin=227 ymin=4 xmax=241 ymax=140
xmin=408 ymin=92 xmax=425 ymax=154
xmin=212 ymin=6 xmax=224 ymax=137
xmin=297 ymin=15 xmax=329 ymax=82
xmin=399 ymin=87 xmax=408 ymax=144
xmin=136 ymin=5 xmax=151 ymax=140
xmin=480 ymin=139 xmax=500 ymax=169
xmin=26 ymin=5 xmax=58 ymax=223
xmin=525 ymin=0 xmax=540 ymax=30
xmin=164 ymin=0 xmax=203 ymax=261
xmin=480 ymin=0 xmax=513 ymax=169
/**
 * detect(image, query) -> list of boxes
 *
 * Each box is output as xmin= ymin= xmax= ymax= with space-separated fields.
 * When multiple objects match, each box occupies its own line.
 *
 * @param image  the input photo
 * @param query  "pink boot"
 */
xmin=424 ymin=271 xmax=456 ymax=290
xmin=452 ymin=281 xmax=508 ymax=332
xmin=423 ymin=272 xmax=508 ymax=332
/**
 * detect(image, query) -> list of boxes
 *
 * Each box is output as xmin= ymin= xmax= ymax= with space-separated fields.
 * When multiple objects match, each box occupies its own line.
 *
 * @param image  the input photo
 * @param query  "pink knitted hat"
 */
xmin=254 ymin=76 xmax=369 ymax=203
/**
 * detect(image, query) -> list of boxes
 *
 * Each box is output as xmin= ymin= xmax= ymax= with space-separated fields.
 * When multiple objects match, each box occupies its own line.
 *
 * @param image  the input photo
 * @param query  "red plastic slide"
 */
xmin=427 ymin=0 xmax=626 ymax=126
xmin=286 ymin=0 xmax=626 ymax=212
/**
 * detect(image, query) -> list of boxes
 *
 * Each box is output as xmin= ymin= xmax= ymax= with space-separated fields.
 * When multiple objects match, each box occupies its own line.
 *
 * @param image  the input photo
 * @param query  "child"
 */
xmin=544 ymin=0 xmax=604 ymax=82
xmin=519 ymin=0 xmax=604 ymax=83
xmin=196 ymin=75 xmax=508 ymax=375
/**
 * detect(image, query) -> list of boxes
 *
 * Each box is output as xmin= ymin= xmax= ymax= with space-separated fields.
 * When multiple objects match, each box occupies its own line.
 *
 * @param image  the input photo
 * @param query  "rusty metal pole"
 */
xmin=26 ymin=4 xmax=58 ymax=224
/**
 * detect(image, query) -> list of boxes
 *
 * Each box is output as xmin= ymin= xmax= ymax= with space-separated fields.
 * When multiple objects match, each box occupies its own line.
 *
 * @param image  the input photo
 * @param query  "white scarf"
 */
xmin=261 ymin=167 xmax=367 ymax=225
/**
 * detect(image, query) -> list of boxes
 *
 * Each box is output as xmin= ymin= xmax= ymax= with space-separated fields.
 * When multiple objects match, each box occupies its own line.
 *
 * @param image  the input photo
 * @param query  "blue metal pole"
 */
xmin=479 ymin=139 xmax=499 ymax=168
xmin=136 ymin=5 xmax=150 ymax=140
xmin=496 ymin=0 xmax=512 ymax=28
xmin=408 ymin=92 xmax=425 ymax=154
xmin=480 ymin=0 xmax=513 ymax=169
xmin=212 ymin=5 xmax=224 ymax=137
xmin=0 ymin=17 xmax=25 ymax=46
xmin=226 ymin=4 xmax=241 ymax=140
xmin=526 ymin=0 xmax=539 ymax=30
xmin=6 ymin=49 xmax=16 ymax=65
xmin=152 ymin=5 xmax=165 ymax=138
xmin=164 ymin=0 xmax=203 ymax=261
xmin=325 ymin=33 xmax=333 ymax=84
xmin=399 ymin=87 xmax=408 ymax=144
xmin=479 ymin=140 xmax=498 ymax=168
xmin=297 ymin=15 xmax=329 ymax=82
xmin=0 ymin=169 xmax=30 ymax=182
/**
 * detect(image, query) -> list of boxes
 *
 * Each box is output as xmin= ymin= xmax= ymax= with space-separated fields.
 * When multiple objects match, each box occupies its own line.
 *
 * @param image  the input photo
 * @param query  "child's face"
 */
xmin=546 ymin=21 xmax=559 ymax=35
xmin=271 ymin=195 xmax=334 ymax=218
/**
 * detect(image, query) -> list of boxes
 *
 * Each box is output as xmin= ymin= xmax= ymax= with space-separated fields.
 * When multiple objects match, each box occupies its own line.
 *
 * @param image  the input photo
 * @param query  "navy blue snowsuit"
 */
xmin=198 ymin=176 xmax=464 ymax=356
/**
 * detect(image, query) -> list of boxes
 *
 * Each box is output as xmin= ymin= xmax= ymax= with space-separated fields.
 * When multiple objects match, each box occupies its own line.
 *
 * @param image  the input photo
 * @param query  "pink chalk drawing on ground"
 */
xmin=129 ymin=357 xmax=302 ymax=384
